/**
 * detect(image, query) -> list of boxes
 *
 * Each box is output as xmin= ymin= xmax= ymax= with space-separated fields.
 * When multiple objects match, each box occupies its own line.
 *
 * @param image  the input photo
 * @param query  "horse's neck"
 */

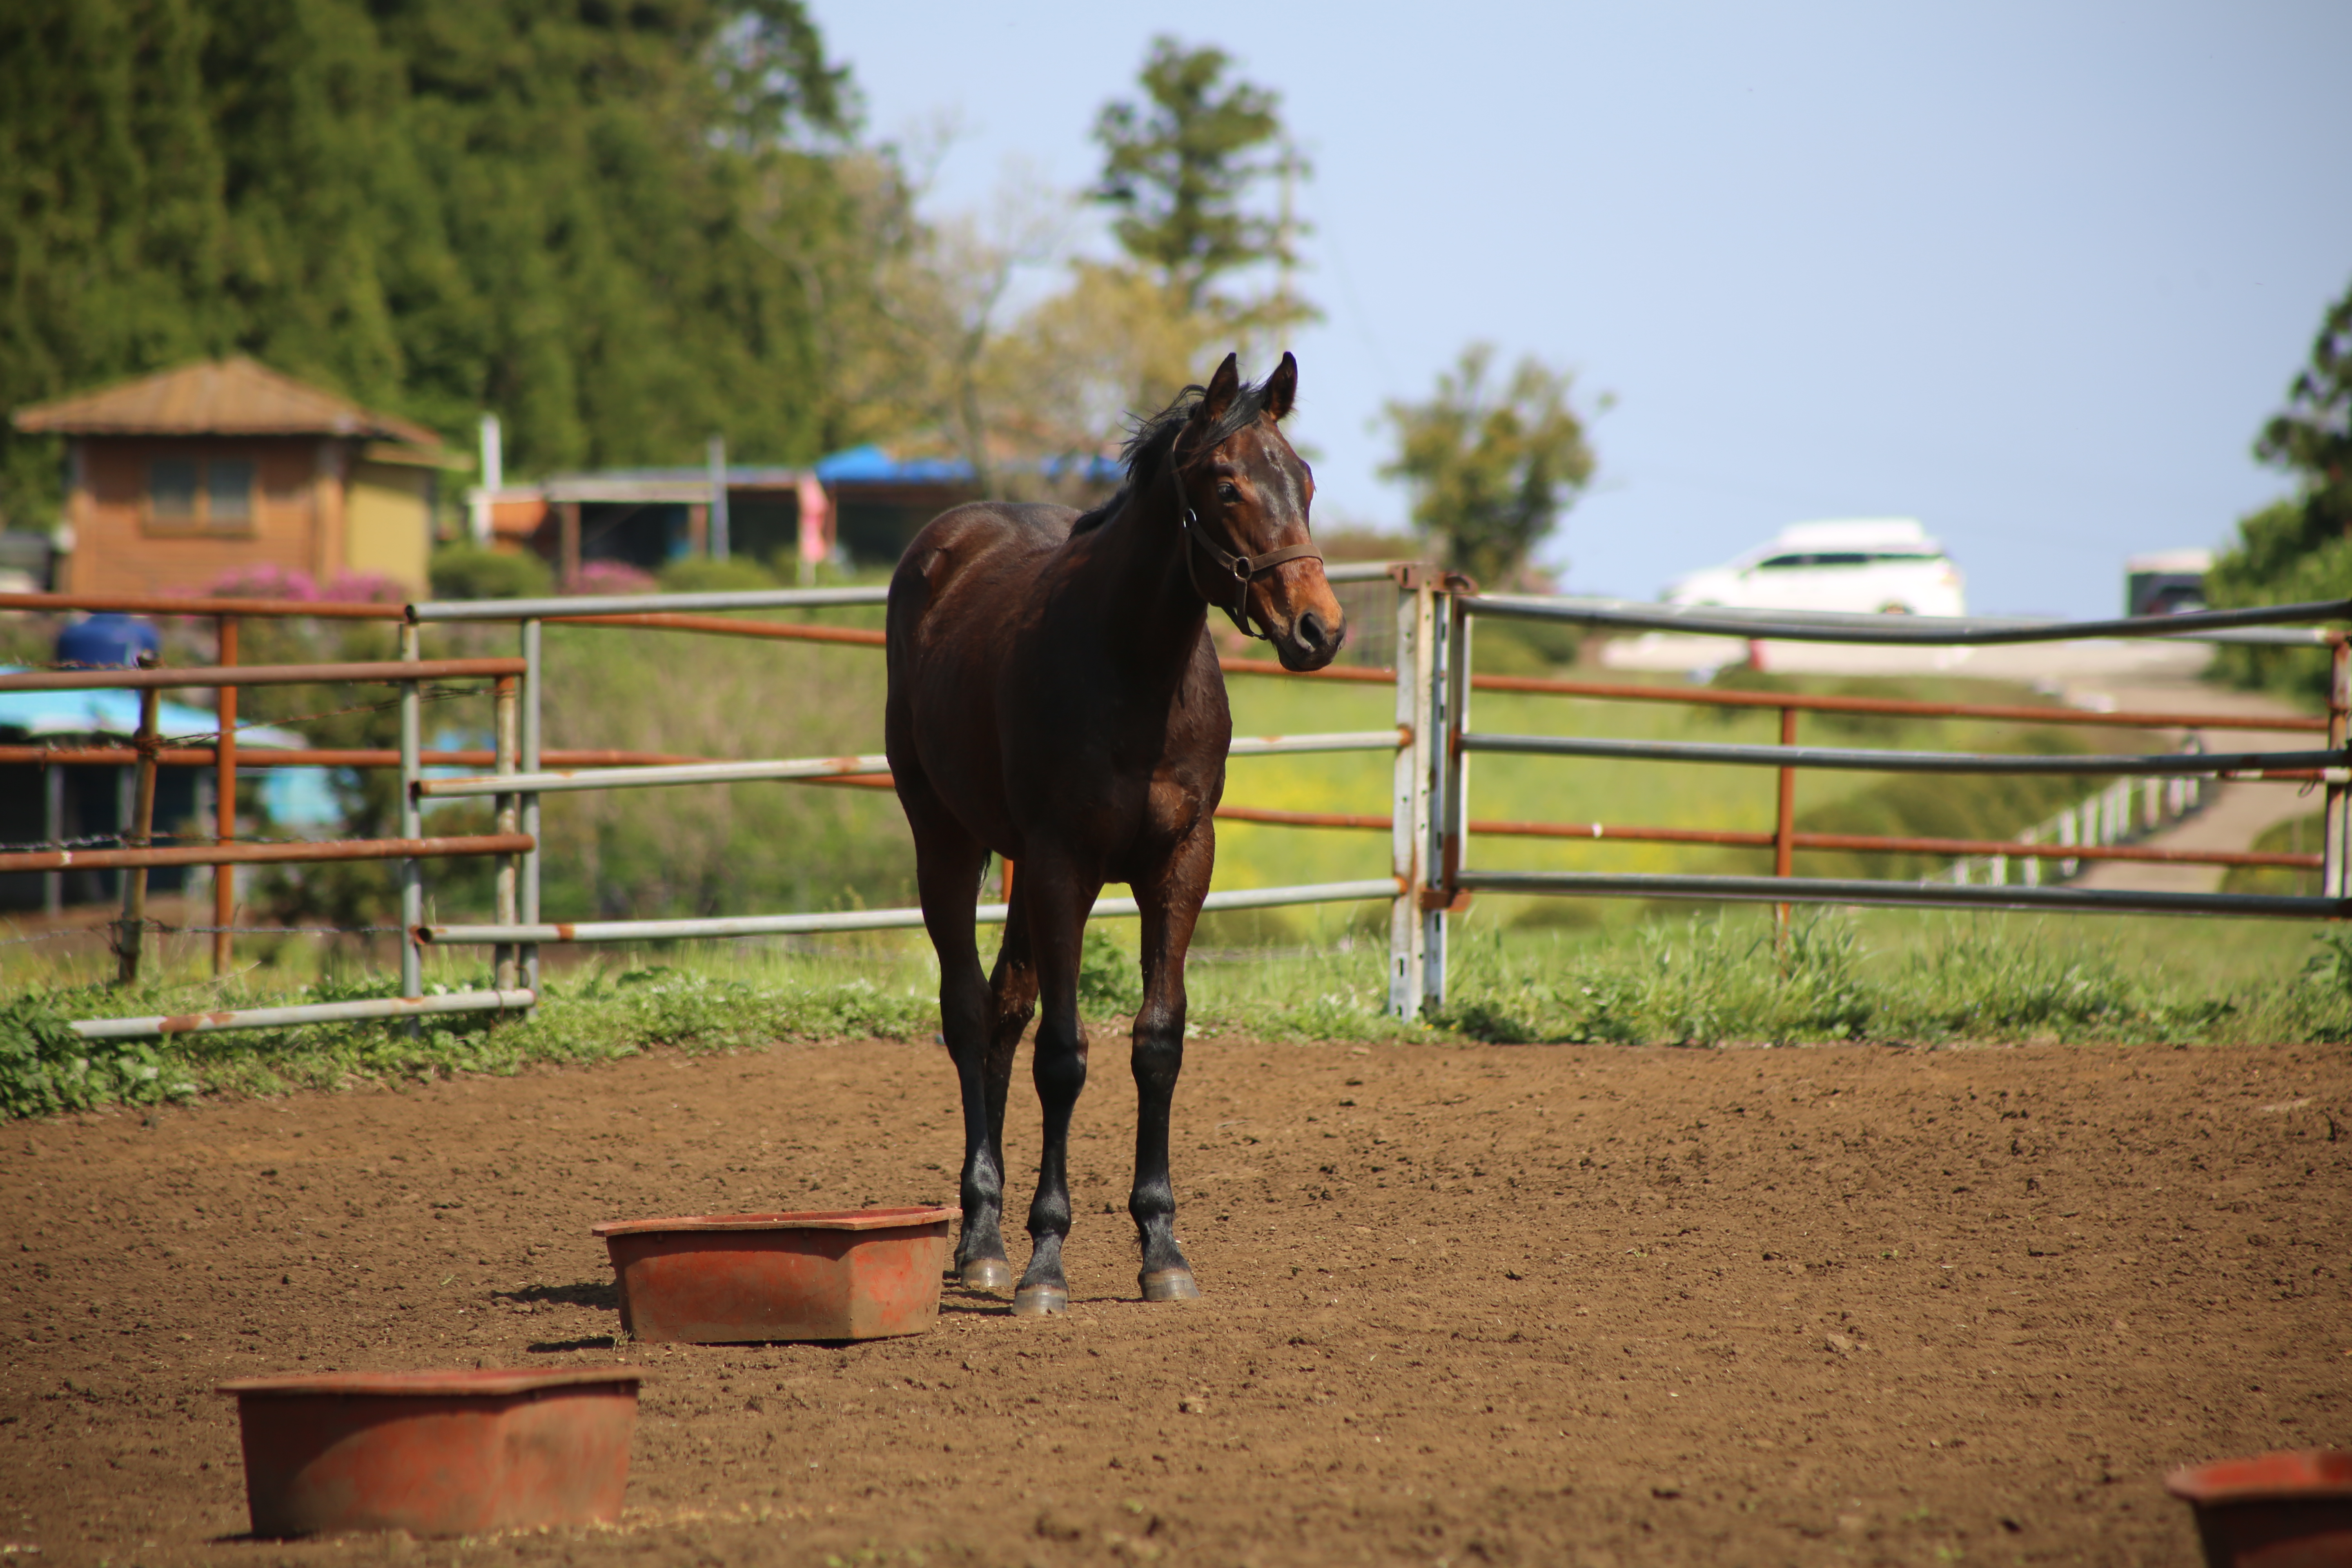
xmin=1088 ymin=481 xmax=1209 ymax=679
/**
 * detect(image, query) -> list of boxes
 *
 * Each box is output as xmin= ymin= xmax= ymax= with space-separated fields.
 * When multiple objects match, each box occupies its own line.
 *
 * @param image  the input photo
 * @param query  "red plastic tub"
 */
xmin=219 ymin=1367 xmax=641 ymax=1539
xmin=593 ymin=1206 xmax=954 ymax=1343
xmin=2165 ymin=1450 xmax=2352 ymax=1568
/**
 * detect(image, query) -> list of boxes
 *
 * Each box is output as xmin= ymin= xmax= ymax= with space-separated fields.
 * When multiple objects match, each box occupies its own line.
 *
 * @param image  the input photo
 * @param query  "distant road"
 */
xmin=2056 ymin=667 xmax=2319 ymax=897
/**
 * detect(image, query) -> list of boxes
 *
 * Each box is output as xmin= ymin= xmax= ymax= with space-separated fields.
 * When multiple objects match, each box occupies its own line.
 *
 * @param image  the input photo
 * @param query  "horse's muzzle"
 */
xmin=1275 ymin=608 xmax=1345 ymax=672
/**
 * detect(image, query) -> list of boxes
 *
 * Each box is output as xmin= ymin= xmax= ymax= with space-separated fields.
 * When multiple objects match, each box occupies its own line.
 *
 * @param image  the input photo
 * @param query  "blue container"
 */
xmin=56 ymin=614 xmax=159 ymax=669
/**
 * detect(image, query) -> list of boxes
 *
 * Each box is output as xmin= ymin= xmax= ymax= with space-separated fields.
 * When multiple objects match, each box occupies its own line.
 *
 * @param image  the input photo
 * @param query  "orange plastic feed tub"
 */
xmin=2165 ymin=1450 xmax=2352 ymax=1568
xmin=219 ymin=1368 xmax=642 ymax=1539
xmin=593 ymin=1206 xmax=955 ymax=1343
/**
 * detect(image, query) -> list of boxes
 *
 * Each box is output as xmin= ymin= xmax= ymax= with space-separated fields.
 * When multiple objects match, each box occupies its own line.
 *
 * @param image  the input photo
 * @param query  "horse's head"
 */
xmin=1178 ymin=352 xmax=1345 ymax=673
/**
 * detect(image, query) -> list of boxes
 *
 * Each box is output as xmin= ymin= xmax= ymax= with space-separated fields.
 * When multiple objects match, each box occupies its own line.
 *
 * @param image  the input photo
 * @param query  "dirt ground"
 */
xmin=2 ymin=1029 xmax=2347 ymax=1567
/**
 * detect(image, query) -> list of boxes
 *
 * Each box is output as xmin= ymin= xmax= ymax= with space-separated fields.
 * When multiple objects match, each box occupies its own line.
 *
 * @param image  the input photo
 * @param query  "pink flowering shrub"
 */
xmin=203 ymin=566 xmax=409 ymax=604
xmin=567 ymin=559 xmax=658 ymax=595
xmin=321 ymin=571 xmax=407 ymax=604
xmin=207 ymin=564 xmax=320 ymax=601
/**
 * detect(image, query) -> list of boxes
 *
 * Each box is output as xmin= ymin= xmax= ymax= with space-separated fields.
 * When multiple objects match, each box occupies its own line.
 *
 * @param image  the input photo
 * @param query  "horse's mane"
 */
xmin=1068 ymin=370 xmax=1280 ymax=536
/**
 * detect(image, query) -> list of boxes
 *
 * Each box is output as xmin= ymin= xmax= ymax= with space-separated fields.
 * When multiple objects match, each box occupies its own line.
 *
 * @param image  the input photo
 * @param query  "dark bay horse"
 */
xmin=884 ymin=352 xmax=1343 ymax=1315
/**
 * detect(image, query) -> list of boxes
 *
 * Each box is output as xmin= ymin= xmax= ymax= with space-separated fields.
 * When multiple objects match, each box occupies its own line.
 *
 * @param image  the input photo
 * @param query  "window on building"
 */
xmin=147 ymin=454 xmax=256 ymax=531
xmin=149 ymin=458 xmax=198 ymax=522
xmin=207 ymin=458 xmax=254 ymax=523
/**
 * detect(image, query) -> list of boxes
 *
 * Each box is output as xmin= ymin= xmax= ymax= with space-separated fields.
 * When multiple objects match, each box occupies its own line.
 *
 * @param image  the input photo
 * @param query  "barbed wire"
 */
xmin=165 ymin=922 xmax=407 ymax=936
xmin=0 ymin=684 xmax=494 ymax=858
xmin=164 ymin=683 xmax=487 ymax=747
xmin=0 ymin=829 xmax=175 ymax=854
xmin=0 ymin=920 xmax=408 ymax=948
xmin=4 ymin=683 xmax=486 ymax=756
xmin=0 ymin=825 xmax=443 ymax=855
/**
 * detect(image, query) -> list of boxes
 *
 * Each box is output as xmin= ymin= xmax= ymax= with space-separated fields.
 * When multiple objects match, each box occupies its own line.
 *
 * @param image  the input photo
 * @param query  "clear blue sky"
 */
xmin=807 ymin=2 xmax=2352 ymax=617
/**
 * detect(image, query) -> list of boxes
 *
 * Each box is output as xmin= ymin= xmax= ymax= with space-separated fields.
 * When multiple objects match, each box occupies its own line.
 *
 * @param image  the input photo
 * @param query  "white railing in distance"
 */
xmin=69 ymin=989 xmax=538 ymax=1041
xmin=420 ymin=879 xmax=1403 ymax=945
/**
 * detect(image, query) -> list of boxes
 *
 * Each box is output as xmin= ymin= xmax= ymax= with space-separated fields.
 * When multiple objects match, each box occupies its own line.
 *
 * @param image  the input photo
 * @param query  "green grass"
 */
xmin=6 ymin=904 xmax=2348 ymax=1119
xmin=0 ymin=948 xmax=940 ymax=1119
xmin=2223 ymin=810 xmax=2326 ymax=899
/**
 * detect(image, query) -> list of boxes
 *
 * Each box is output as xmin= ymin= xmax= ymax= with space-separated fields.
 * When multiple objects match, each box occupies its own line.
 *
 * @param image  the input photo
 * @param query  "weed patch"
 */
xmin=7 ymin=911 xmax=2348 ymax=1118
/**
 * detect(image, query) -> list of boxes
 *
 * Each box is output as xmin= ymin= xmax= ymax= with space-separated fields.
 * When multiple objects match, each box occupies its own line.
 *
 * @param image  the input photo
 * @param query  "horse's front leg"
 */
xmin=1131 ymin=820 xmax=1212 ymax=1301
xmin=1011 ymin=857 xmax=1100 ymax=1316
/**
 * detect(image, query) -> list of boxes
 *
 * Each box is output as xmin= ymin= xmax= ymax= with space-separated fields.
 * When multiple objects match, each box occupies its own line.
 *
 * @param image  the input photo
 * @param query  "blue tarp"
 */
xmin=0 ymin=675 xmax=331 ymax=824
xmin=815 ymin=445 xmax=973 ymax=484
xmin=813 ymin=445 xmax=1122 ymax=487
xmin=0 ymin=684 xmax=251 ymax=742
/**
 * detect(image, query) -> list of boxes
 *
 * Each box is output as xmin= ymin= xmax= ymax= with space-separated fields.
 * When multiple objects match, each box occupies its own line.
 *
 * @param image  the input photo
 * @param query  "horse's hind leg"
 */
xmin=960 ymin=875 xmax=1038 ymax=1290
xmin=1131 ymin=821 xmax=1212 ymax=1301
xmin=906 ymin=811 xmax=1004 ymax=1292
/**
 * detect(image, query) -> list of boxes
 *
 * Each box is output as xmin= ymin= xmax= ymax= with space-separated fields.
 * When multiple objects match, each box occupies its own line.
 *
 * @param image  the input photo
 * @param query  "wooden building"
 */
xmin=11 ymin=357 xmax=462 ymax=597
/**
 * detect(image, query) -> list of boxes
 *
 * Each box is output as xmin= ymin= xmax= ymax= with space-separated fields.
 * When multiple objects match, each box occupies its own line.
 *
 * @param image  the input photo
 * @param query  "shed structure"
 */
xmin=12 ymin=357 xmax=463 ymax=597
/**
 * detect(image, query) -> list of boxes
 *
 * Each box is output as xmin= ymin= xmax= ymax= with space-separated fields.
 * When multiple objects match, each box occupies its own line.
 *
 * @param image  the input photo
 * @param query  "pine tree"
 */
xmin=1090 ymin=37 xmax=1301 ymax=317
xmin=0 ymin=0 xmax=230 ymax=521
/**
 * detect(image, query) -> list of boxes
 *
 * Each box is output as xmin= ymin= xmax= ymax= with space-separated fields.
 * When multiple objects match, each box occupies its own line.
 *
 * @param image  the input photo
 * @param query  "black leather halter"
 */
xmin=1173 ymin=463 xmax=1323 ymax=639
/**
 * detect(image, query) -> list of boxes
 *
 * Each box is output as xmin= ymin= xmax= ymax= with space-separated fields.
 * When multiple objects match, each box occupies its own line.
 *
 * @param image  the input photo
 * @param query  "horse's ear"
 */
xmin=1200 ymin=353 xmax=1242 ymax=423
xmin=1264 ymin=352 xmax=1297 ymax=421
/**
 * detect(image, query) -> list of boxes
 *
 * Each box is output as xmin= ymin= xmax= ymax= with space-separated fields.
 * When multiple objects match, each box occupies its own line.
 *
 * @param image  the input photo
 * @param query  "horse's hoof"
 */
xmin=1140 ymin=1268 xmax=1200 ymax=1302
xmin=960 ymin=1257 xmax=1013 ymax=1292
xmin=1010 ymin=1283 xmax=1069 ymax=1316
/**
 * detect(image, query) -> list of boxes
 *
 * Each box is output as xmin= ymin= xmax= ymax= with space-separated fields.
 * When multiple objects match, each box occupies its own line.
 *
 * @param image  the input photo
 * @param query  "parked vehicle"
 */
xmin=1664 ymin=519 xmax=1965 ymax=617
xmin=2125 ymin=548 xmax=2211 ymax=617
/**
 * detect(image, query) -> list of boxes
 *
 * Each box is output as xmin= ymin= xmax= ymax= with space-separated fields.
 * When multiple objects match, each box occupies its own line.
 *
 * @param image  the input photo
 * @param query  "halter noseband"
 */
xmin=1172 ymin=457 xmax=1324 ymax=639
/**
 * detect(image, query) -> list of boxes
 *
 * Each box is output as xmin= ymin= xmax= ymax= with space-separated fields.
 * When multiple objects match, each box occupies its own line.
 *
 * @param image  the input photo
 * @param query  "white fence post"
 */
xmin=1425 ymin=586 xmax=1470 ymax=1009
xmin=398 ymin=623 xmax=423 ymax=1006
xmin=2325 ymin=641 xmax=2347 ymax=900
xmin=1389 ymin=568 xmax=1434 ymax=1019
xmin=520 ymin=617 xmax=543 ymax=997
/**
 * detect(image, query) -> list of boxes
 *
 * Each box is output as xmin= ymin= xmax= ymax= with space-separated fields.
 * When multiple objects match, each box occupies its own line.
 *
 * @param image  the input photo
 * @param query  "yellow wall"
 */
xmin=345 ymin=461 xmax=432 ymax=593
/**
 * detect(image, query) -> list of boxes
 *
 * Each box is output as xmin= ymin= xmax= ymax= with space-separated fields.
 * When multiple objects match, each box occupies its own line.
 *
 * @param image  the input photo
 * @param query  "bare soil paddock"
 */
xmin=2 ymin=1032 xmax=2346 ymax=1566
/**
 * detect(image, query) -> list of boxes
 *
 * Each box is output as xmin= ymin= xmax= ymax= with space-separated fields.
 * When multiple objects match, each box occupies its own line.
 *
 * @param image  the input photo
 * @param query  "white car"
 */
xmin=1664 ymin=519 xmax=1966 ymax=617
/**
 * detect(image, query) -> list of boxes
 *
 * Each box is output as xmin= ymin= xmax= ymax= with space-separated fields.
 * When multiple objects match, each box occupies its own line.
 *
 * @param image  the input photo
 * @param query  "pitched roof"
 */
xmin=11 ymin=356 xmax=444 ymax=448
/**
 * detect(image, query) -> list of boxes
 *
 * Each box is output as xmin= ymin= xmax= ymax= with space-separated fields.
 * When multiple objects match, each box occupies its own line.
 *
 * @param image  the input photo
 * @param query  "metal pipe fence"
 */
xmin=0 ymin=590 xmax=529 ymax=1036
xmin=13 ymin=562 xmax=1432 ymax=1036
xmin=1395 ymin=588 xmax=2352 ymax=1011
xmin=14 ymin=572 xmax=2342 ymax=1036
xmin=411 ymin=571 xmax=1435 ymax=1028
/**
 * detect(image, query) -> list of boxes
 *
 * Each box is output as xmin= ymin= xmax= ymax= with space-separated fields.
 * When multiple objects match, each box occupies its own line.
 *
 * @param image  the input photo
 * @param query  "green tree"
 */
xmin=2255 ymin=279 xmax=2352 ymax=538
xmin=1090 ymin=37 xmax=1304 ymax=318
xmin=1380 ymin=344 xmax=1596 ymax=588
xmin=0 ymin=0 xmax=230 ymax=521
xmin=2206 ymin=278 xmax=2352 ymax=699
xmin=0 ymin=0 xmax=878 ymax=530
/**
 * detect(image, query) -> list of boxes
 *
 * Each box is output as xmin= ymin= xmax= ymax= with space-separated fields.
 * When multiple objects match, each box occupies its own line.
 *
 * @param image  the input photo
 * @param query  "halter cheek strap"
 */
xmin=1174 ymin=471 xmax=1325 ymax=639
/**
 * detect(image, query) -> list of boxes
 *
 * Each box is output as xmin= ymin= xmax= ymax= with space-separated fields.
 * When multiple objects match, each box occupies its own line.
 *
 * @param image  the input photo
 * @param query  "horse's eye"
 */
xmin=1217 ymin=482 xmax=1240 ymax=504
